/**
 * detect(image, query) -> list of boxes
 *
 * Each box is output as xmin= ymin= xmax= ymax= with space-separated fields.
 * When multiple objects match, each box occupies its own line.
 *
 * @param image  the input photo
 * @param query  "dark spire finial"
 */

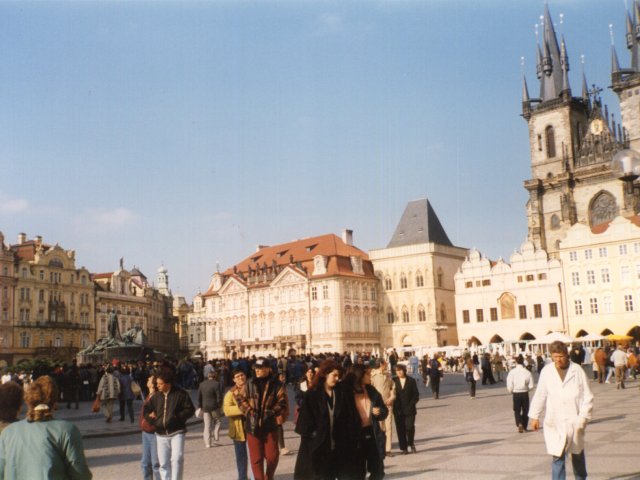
xmin=589 ymin=84 xmax=603 ymax=104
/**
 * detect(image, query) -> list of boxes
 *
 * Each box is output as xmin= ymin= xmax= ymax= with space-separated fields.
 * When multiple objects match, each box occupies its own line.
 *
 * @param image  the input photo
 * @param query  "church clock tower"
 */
xmin=522 ymin=5 xmax=627 ymax=256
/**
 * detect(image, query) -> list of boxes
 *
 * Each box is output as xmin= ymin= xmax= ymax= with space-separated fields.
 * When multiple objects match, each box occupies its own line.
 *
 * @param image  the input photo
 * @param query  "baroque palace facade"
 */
xmin=0 ymin=232 xmax=179 ymax=366
xmin=198 ymin=230 xmax=380 ymax=359
xmin=455 ymin=4 xmax=640 ymax=346
xmin=8 ymin=233 xmax=95 ymax=365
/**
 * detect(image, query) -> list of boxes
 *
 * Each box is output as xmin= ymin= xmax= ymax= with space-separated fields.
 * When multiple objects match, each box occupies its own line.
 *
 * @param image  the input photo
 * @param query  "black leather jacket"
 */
xmin=144 ymin=386 xmax=195 ymax=436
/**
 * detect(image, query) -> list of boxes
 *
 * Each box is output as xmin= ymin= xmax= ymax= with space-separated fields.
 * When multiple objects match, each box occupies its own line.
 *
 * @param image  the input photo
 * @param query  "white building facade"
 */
xmin=454 ymin=242 xmax=564 ymax=346
xmin=200 ymin=231 xmax=380 ymax=359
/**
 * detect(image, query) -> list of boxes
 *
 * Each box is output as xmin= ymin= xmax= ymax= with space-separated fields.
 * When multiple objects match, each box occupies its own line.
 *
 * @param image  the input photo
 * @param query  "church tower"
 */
xmin=612 ymin=1 xmax=640 ymax=151
xmin=157 ymin=265 xmax=170 ymax=296
xmin=521 ymin=5 xmax=627 ymax=257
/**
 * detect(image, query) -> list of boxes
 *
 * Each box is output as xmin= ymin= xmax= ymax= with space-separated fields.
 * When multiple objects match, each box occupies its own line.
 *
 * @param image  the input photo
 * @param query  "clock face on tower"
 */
xmin=589 ymin=118 xmax=604 ymax=135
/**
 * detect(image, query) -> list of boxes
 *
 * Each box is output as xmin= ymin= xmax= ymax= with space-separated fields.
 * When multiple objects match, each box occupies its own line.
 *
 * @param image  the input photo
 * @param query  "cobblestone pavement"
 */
xmin=56 ymin=372 xmax=640 ymax=479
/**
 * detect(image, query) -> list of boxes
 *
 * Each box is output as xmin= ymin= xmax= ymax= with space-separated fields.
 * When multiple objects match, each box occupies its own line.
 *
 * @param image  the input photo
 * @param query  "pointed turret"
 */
xmin=611 ymin=45 xmax=621 ymax=74
xmin=535 ymin=43 xmax=543 ymax=80
xmin=522 ymin=75 xmax=532 ymax=119
xmin=539 ymin=4 xmax=565 ymax=102
xmin=581 ymin=72 xmax=589 ymax=107
xmin=560 ymin=36 xmax=571 ymax=97
xmin=522 ymin=75 xmax=531 ymax=103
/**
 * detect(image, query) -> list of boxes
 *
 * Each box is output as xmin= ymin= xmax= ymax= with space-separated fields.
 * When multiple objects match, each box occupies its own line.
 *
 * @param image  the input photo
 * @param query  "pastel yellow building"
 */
xmin=559 ymin=215 xmax=640 ymax=339
xmin=11 ymin=234 xmax=95 ymax=364
xmin=369 ymin=199 xmax=467 ymax=349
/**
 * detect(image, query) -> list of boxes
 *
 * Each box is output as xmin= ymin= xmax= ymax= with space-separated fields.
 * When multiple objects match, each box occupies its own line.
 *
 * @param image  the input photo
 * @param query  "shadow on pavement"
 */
xmin=386 ymin=468 xmax=437 ymax=478
xmin=84 ymin=435 xmax=141 ymax=451
xmin=607 ymin=473 xmax=640 ymax=480
xmin=87 ymin=453 xmax=140 ymax=467
xmin=590 ymin=414 xmax=626 ymax=424
xmin=422 ymin=438 xmax=501 ymax=452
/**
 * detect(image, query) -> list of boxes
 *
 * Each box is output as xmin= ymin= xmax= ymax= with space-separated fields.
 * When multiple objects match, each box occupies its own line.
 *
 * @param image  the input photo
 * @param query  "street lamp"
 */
xmin=612 ymin=149 xmax=640 ymax=214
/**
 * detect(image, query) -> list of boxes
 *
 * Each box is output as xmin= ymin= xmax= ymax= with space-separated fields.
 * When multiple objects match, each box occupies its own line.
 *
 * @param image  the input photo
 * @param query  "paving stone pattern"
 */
xmin=55 ymin=372 xmax=640 ymax=479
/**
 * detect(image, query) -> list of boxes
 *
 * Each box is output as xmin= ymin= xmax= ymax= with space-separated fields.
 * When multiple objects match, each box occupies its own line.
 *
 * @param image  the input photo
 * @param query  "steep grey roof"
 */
xmin=387 ymin=199 xmax=453 ymax=248
xmin=130 ymin=267 xmax=146 ymax=278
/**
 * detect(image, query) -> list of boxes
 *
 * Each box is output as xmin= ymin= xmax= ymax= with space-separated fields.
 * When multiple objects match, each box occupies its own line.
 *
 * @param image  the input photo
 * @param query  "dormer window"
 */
xmin=313 ymin=255 xmax=328 ymax=275
xmin=350 ymin=256 xmax=364 ymax=275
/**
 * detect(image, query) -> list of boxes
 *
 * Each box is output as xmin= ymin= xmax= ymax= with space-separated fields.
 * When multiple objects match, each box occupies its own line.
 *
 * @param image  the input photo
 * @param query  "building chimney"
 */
xmin=35 ymin=235 xmax=42 ymax=244
xmin=342 ymin=229 xmax=353 ymax=246
xmin=18 ymin=233 xmax=26 ymax=244
xmin=256 ymin=245 xmax=269 ymax=252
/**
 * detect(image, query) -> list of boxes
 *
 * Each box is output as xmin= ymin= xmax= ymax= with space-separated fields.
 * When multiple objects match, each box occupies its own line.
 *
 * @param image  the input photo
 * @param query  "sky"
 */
xmin=0 ymin=0 xmax=629 ymax=300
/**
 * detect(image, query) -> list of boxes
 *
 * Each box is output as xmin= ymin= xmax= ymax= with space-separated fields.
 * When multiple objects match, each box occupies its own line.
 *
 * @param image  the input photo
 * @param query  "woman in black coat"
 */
xmin=342 ymin=364 xmax=389 ymax=480
xmin=294 ymin=360 xmax=345 ymax=480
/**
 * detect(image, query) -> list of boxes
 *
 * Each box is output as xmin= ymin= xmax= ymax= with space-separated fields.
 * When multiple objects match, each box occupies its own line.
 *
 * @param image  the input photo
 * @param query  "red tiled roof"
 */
xmin=202 ymin=233 xmax=375 ymax=296
xmin=590 ymin=214 xmax=640 ymax=234
xmin=92 ymin=273 xmax=113 ymax=280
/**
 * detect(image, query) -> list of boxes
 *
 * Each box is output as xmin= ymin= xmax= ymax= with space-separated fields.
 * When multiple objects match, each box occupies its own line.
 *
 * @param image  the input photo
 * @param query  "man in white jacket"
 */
xmin=529 ymin=341 xmax=593 ymax=480
xmin=506 ymin=354 xmax=534 ymax=433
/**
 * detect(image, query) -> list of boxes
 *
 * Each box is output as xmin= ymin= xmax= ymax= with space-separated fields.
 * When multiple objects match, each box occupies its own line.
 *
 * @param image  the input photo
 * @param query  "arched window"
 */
xmin=589 ymin=190 xmax=618 ymax=228
xmin=384 ymin=277 xmax=392 ymax=290
xmin=415 ymin=271 xmax=424 ymax=287
xmin=386 ymin=308 xmax=395 ymax=324
xmin=418 ymin=305 xmax=426 ymax=322
xmin=402 ymin=307 xmax=410 ymax=323
xmin=345 ymin=310 xmax=352 ymax=332
xmin=545 ymin=125 xmax=556 ymax=158
xmin=400 ymin=274 xmax=407 ymax=289
xmin=437 ymin=268 xmax=444 ymax=288
xmin=440 ymin=303 xmax=447 ymax=322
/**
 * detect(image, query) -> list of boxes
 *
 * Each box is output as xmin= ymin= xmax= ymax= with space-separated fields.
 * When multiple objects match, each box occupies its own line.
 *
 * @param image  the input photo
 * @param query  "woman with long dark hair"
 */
xmin=294 ymin=360 xmax=344 ymax=480
xmin=342 ymin=364 xmax=388 ymax=480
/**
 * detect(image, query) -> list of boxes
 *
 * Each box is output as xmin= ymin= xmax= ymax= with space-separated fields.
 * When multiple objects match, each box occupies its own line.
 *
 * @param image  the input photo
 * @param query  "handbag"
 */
xmin=472 ymin=367 xmax=481 ymax=382
xmin=92 ymin=396 xmax=101 ymax=413
xmin=131 ymin=381 xmax=142 ymax=398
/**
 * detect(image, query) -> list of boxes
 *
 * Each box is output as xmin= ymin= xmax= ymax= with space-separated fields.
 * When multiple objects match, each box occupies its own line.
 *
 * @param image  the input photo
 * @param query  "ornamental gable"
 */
xmin=271 ymin=266 xmax=307 ymax=287
xmin=218 ymin=277 xmax=247 ymax=295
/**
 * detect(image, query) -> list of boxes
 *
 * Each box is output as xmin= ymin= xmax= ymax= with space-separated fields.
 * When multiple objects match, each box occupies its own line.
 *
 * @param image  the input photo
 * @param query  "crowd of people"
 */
xmin=0 ymin=341 xmax=638 ymax=479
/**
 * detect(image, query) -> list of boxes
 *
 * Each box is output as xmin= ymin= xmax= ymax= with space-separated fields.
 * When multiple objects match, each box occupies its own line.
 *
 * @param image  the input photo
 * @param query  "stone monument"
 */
xmin=77 ymin=310 xmax=154 ymax=364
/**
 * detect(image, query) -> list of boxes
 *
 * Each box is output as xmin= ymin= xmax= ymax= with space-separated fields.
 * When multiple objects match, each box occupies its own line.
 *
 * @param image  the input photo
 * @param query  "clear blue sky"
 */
xmin=0 ymin=0 xmax=626 ymax=299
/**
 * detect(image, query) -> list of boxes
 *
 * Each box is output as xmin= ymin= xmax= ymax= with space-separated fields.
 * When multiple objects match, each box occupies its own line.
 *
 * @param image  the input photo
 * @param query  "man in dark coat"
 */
xmin=427 ymin=354 xmax=443 ymax=399
xmin=198 ymin=370 xmax=222 ymax=448
xmin=392 ymin=363 xmax=419 ymax=454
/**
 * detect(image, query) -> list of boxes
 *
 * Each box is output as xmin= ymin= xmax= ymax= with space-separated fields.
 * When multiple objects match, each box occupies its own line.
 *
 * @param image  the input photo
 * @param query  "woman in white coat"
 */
xmin=529 ymin=341 xmax=593 ymax=480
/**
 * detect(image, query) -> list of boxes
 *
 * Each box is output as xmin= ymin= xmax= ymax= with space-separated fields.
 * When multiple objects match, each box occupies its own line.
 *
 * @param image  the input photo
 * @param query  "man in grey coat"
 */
xmin=198 ymin=370 xmax=222 ymax=447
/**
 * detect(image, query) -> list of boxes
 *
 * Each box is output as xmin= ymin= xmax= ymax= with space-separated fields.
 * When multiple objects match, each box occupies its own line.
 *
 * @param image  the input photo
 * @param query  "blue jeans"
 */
xmin=233 ymin=440 xmax=248 ymax=480
xmin=156 ymin=433 xmax=185 ymax=480
xmin=552 ymin=450 xmax=587 ymax=480
xmin=141 ymin=431 xmax=161 ymax=480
